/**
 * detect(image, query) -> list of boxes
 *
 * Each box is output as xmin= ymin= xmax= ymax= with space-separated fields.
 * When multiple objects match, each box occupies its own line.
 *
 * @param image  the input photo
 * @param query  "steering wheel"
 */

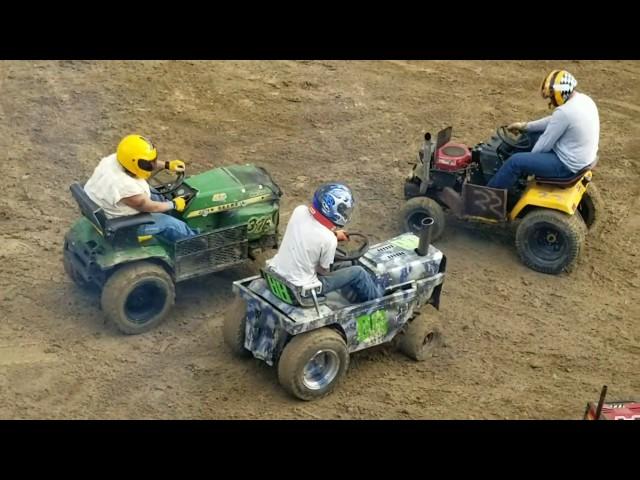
xmin=496 ymin=125 xmax=532 ymax=150
xmin=334 ymin=232 xmax=370 ymax=263
xmin=148 ymin=169 xmax=185 ymax=196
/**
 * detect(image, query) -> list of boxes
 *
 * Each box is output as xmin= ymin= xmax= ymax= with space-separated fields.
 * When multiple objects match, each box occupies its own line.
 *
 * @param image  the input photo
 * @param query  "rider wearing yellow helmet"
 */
xmin=84 ymin=134 xmax=199 ymax=242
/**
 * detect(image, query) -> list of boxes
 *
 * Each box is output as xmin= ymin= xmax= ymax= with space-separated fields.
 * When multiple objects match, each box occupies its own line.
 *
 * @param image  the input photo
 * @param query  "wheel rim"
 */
xmin=421 ymin=330 xmax=440 ymax=353
xmin=124 ymin=280 xmax=167 ymax=324
xmin=408 ymin=211 xmax=433 ymax=234
xmin=302 ymin=350 xmax=340 ymax=390
xmin=529 ymin=223 xmax=569 ymax=262
xmin=423 ymin=332 xmax=435 ymax=347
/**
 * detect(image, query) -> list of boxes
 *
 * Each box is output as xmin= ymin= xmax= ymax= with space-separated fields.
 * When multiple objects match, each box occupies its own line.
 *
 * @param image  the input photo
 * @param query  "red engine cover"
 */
xmin=585 ymin=401 xmax=640 ymax=420
xmin=434 ymin=142 xmax=472 ymax=171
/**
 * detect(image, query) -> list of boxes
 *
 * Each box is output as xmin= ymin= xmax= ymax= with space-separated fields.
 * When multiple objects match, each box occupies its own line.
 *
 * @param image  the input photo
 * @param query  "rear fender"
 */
xmin=509 ymin=174 xmax=589 ymax=220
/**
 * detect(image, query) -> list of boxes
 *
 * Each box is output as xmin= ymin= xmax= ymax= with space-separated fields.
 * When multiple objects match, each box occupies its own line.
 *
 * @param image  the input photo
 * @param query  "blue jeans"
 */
xmin=487 ymin=151 xmax=574 ymax=190
xmin=139 ymin=213 xmax=199 ymax=243
xmin=143 ymin=190 xmax=199 ymax=243
xmin=319 ymin=264 xmax=383 ymax=303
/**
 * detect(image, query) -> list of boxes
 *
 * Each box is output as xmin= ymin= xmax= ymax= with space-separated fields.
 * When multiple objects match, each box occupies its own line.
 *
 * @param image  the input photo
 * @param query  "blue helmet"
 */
xmin=312 ymin=183 xmax=354 ymax=227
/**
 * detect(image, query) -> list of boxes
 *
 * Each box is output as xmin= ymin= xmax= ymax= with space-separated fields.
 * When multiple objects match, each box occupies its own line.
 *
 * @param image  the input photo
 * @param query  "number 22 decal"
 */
xmin=473 ymin=189 xmax=504 ymax=217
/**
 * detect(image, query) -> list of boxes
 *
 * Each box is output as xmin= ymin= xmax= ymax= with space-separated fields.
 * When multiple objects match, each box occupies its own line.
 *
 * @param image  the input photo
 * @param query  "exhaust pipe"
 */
xmin=415 ymin=217 xmax=434 ymax=256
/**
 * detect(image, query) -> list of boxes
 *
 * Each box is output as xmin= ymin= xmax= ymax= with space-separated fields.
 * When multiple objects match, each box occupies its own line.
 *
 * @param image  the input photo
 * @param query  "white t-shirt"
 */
xmin=84 ymin=153 xmax=151 ymax=218
xmin=268 ymin=205 xmax=337 ymax=286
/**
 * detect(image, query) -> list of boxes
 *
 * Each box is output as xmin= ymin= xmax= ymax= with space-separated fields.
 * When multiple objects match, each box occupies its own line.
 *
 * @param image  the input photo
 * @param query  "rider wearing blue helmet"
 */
xmin=268 ymin=183 xmax=382 ymax=303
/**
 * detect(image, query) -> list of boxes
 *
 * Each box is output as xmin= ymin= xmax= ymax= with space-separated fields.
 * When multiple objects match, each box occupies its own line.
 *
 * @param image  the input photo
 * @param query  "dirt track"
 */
xmin=1 ymin=60 xmax=639 ymax=419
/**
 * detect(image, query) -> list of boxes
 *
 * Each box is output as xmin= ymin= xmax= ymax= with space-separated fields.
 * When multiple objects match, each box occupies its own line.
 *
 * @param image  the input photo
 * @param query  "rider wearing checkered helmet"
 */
xmin=487 ymin=69 xmax=599 ymax=190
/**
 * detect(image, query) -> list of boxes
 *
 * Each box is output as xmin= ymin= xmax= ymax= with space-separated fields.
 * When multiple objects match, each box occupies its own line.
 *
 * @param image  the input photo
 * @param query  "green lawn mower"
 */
xmin=63 ymin=163 xmax=282 ymax=334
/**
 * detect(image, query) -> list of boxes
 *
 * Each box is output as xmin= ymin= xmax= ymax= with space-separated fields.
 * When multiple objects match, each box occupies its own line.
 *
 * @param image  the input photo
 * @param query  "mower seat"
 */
xmin=261 ymin=267 xmax=326 ymax=315
xmin=70 ymin=182 xmax=154 ymax=241
xmin=535 ymin=158 xmax=597 ymax=188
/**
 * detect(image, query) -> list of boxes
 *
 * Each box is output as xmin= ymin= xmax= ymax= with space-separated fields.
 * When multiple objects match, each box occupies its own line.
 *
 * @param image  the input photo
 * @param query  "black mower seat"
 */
xmin=70 ymin=182 xmax=154 ymax=240
xmin=535 ymin=159 xmax=597 ymax=188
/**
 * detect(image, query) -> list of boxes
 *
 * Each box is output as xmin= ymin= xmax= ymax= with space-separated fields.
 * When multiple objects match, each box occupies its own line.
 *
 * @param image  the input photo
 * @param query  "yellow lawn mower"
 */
xmin=402 ymin=126 xmax=603 ymax=274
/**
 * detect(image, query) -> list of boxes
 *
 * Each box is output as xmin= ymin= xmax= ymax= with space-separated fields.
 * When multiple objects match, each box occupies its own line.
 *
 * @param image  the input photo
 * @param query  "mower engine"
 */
xmin=583 ymin=385 xmax=640 ymax=420
xmin=584 ymin=402 xmax=640 ymax=420
xmin=434 ymin=143 xmax=472 ymax=172
xmin=406 ymin=126 xmax=527 ymax=198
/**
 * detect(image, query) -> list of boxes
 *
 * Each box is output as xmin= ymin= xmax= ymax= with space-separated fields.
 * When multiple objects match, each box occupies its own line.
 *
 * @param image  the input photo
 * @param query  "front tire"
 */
xmin=101 ymin=262 xmax=175 ymax=335
xmin=397 ymin=314 xmax=442 ymax=361
xmin=277 ymin=328 xmax=349 ymax=401
xmin=401 ymin=197 xmax=445 ymax=241
xmin=515 ymin=209 xmax=586 ymax=275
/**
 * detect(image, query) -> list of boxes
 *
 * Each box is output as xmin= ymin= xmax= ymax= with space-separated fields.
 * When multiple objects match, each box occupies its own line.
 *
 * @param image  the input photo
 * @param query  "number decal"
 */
xmin=472 ymin=189 xmax=504 ymax=218
xmin=247 ymin=216 xmax=273 ymax=234
xmin=264 ymin=273 xmax=293 ymax=304
xmin=538 ymin=191 xmax=563 ymax=202
xmin=356 ymin=309 xmax=388 ymax=342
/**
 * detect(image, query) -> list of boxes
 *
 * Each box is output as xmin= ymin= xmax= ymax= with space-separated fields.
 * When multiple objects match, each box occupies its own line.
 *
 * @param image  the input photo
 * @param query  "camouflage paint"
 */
xmin=232 ymin=232 xmax=446 ymax=365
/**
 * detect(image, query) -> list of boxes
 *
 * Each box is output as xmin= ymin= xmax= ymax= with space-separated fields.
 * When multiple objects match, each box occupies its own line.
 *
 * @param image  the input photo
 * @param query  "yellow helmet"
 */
xmin=116 ymin=135 xmax=158 ymax=179
xmin=540 ymin=70 xmax=578 ymax=108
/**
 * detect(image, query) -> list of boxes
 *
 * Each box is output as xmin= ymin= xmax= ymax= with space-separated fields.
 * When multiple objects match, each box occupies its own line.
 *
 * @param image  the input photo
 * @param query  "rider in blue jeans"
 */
xmin=84 ymin=134 xmax=199 ymax=243
xmin=488 ymin=69 xmax=599 ymax=190
xmin=268 ymin=183 xmax=382 ymax=303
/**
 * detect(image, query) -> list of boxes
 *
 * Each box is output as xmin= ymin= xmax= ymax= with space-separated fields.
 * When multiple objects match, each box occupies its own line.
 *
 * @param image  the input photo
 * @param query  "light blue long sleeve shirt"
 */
xmin=526 ymin=92 xmax=600 ymax=172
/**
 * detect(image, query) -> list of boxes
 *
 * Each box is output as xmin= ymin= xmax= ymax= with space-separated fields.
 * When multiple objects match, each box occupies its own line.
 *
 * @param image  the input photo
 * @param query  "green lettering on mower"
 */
xmin=264 ymin=273 xmax=293 ymax=304
xmin=356 ymin=309 xmax=388 ymax=342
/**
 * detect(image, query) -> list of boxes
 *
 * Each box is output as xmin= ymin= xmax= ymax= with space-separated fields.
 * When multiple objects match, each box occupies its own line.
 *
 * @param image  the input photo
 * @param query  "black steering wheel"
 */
xmin=148 ymin=169 xmax=185 ymax=196
xmin=496 ymin=125 xmax=532 ymax=150
xmin=334 ymin=232 xmax=370 ymax=263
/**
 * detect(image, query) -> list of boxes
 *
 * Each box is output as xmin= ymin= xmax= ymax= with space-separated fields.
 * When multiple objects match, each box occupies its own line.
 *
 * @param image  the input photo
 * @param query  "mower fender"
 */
xmin=509 ymin=177 xmax=588 ymax=220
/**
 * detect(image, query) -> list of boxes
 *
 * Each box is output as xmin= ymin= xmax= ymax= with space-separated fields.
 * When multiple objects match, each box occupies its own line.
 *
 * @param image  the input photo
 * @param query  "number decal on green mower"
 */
xmin=356 ymin=309 xmax=388 ymax=342
xmin=247 ymin=216 xmax=272 ymax=234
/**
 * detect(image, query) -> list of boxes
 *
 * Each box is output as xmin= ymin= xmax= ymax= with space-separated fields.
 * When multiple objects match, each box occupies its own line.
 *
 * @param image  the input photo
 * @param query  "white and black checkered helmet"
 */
xmin=540 ymin=70 xmax=578 ymax=108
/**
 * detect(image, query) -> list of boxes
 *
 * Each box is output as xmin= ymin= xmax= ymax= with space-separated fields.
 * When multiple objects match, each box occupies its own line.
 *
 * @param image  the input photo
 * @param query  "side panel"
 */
xmin=173 ymin=224 xmax=248 ymax=282
xmin=510 ymin=177 xmax=588 ymax=220
xmin=339 ymin=289 xmax=417 ymax=352
xmin=237 ymin=283 xmax=294 ymax=366
xmin=65 ymin=217 xmax=172 ymax=281
xmin=218 ymin=202 xmax=280 ymax=242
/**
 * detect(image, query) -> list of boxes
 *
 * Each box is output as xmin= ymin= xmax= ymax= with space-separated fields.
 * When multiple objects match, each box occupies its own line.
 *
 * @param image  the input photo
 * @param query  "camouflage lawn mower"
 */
xmin=402 ymin=126 xmax=603 ymax=274
xmin=223 ymin=225 xmax=446 ymax=401
xmin=64 ymin=163 xmax=282 ymax=334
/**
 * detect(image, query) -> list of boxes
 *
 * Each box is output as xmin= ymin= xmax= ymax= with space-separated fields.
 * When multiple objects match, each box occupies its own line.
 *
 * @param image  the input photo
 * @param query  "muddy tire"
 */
xmin=516 ymin=209 xmax=586 ymax=275
xmin=277 ymin=328 xmax=349 ymax=401
xmin=223 ymin=297 xmax=251 ymax=357
xmin=578 ymin=183 xmax=605 ymax=233
xmin=401 ymin=197 xmax=445 ymax=241
xmin=101 ymin=262 xmax=175 ymax=335
xmin=397 ymin=314 xmax=442 ymax=361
